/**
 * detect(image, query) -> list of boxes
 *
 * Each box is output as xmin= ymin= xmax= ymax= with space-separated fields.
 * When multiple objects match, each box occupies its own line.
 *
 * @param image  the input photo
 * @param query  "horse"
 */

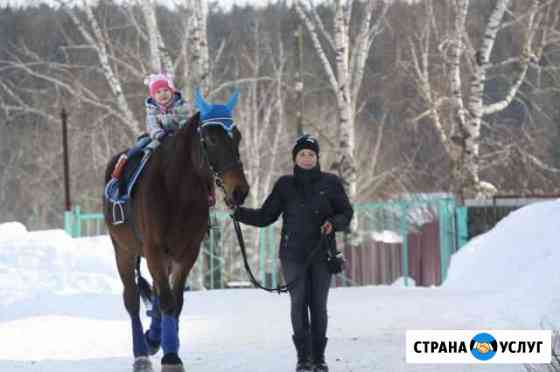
xmin=103 ymin=90 xmax=249 ymax=372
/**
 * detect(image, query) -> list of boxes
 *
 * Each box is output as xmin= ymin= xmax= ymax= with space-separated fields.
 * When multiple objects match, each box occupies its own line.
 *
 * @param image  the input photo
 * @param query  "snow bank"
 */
xmin=371 ymin=230 xmax=403 ymax=243
xmin=0 ymin=224 xmax=121 ymax=305
xmin=444 ymin=200 xmax=560 ymax=326
xmin=0 ymin=222 xmax=27 ymax=242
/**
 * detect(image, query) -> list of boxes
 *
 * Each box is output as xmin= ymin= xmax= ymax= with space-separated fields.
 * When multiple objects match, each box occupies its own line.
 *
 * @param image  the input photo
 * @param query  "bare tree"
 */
xmin=190 ymin=0 xmax=211 ymax=93
xmin=295 ymin=0 xmax=389 ymax=200
xmin=404 ymin=0 xmax=557 ymax=200
xmin=139 ymin=0 xmax=174 ymax=74
xmin=65 ymin=0 xmax=141 ymax=135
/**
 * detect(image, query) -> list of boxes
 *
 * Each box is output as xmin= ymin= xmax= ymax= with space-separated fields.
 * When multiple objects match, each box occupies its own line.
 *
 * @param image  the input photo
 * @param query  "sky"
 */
xmin=0 ymin=200 xmax=558 ymax=371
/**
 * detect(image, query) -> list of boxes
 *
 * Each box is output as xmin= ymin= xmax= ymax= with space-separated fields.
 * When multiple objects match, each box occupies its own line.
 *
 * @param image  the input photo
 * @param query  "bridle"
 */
xmin=197 ymin=118 xmax=243 ymax=201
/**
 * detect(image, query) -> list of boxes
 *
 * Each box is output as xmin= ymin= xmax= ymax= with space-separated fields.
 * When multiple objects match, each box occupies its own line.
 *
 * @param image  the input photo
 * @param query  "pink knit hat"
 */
xmin=145 ymin=73 xmax=176 ymax=97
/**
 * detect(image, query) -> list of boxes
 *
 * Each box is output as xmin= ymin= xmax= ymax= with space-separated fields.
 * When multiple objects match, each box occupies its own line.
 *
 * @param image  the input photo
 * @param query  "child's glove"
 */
xmin=154 ymin=129 xmax=168 ymax=141
xmin=175 ymin=104 xmax=190 ymax=116
xmin=158 ymin=113 xmax=175 ymax=128
xmin=175 ymin=105 xmax=190 ymax=127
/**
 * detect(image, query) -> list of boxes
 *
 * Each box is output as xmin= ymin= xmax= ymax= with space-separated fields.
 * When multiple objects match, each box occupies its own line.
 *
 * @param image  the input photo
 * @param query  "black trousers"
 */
xmin=282 ymin=258 xmax=332 ymax=340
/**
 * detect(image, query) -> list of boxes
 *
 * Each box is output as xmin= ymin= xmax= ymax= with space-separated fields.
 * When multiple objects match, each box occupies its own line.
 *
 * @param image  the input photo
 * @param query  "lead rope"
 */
xmin=231 ymin=216 xmax=327 ymax=294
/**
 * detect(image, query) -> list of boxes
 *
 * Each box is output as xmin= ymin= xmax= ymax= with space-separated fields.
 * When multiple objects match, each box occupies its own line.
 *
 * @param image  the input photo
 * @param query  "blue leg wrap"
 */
xmin=147 ymin=296 xmax=162 ymax=342
xmin=161 ymin=314 xmax=179 ymax=354
xmin=131 ymin=315 xmax=148 ymax=357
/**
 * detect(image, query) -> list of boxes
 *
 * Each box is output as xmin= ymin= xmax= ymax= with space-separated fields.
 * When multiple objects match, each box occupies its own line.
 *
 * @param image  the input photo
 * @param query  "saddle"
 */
xmin=104 ymin=141 xmax=153 ymax=225
xmin=104 ymin=132 xmax=217 ymax=226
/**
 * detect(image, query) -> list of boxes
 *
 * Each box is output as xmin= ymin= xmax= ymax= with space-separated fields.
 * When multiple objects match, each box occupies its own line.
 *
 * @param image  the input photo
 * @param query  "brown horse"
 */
xmin=103 ymin=90 xmax=249 ymax=372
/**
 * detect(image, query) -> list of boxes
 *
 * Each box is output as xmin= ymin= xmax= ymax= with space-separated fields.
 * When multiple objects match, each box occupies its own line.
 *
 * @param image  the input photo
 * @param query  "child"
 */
xmin=144 ymin=73 xmax=191 ymax=142
xmin=111 ymin=73 xmax=190 ymax=179
xmin=110 ymin=74 xmax=215 ymax=206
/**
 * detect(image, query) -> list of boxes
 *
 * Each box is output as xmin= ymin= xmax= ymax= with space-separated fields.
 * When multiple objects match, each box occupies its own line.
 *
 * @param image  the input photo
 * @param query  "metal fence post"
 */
xmin=64 ymin=210 xmax=74 ymax=237
xmin=456 ymin=206 xmax=469 ymax=249
xmin=399 ymin=201 xmax=409 ymax=286
xmin=268 ymin=225 xmax=277 ymax=287
xmin=438 ymin=199 xmax=448 ymax=283
xmin=209 ymin=221 xmax=215 ymax=289
xmin=74 ymin=206 xmax=82 ymax=238
xmin=438 ymin=199 xmax=460 ymax=283
xmin=259 ymin=227 xmax=266 ymax=284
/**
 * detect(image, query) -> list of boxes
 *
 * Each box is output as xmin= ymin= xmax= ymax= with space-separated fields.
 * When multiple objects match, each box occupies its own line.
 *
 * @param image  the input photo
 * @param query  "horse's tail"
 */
xmin=136 ymin=257 xmax=153 ymax=306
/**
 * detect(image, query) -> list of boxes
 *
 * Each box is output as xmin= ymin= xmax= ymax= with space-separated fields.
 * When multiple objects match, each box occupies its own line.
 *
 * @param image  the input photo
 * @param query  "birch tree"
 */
xmin=59 ymin=0 xmax=208 ymax=135
xmin=65 ymin=1 xmax=141 ymax=135
xmin=295 ymin=0 xmax=389 ymax=200
xmin=139 ymin=0 xmax=174 ymax=74
xmin=405 ymin=0 xmax=554 ymax=200
xmin=190 ymin=0 xmax=211 ymax=94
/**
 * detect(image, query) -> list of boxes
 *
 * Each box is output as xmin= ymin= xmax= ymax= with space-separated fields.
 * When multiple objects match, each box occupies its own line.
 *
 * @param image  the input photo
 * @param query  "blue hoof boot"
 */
xmin=144 ymin=331 xmax=160 ymax=356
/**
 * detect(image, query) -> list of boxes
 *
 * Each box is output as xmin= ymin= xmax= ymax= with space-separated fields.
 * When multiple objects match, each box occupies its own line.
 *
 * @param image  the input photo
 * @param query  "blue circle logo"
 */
xmin=470 ymin=333 xmax=497 ymax=361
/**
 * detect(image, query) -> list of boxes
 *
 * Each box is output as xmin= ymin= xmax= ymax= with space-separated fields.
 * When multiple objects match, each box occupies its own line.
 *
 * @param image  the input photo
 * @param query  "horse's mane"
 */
xmin=157 ymin=112 xmax=211 ymax=204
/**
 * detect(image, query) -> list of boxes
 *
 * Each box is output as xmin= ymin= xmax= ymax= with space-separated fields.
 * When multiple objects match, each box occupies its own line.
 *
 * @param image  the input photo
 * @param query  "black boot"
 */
xmin=312 ymin=337 xmax=328 ymax=372
xmin=292 ymin=334 xmax=313 ymax=372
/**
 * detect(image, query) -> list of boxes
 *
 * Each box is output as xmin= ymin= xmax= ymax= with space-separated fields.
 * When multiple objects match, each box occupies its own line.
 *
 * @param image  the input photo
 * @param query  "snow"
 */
xmin=0 ymin=229 xmax=121 ymax=306
xmin=371 ymin=230 xmax=403 ymax=243
xmin=0 ymin=200 xmax=558 ymax=371
xmin=444 ymin=200 xmax=560 ymax=329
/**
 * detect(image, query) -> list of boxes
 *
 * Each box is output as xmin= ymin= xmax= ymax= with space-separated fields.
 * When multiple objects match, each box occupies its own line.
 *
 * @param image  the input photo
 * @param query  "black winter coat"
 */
xmin=234 ymin=170 xmax=354 ymax=263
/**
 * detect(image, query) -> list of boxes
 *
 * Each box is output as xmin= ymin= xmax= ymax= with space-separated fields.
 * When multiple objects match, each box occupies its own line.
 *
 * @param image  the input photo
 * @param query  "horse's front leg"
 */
xmin=144 ymin=291 xmax=162 ymax=356
xmin=171 ymin=258 xmax=196 ymax=317
xmin=145 ymin=249 xmax=184 ymax=372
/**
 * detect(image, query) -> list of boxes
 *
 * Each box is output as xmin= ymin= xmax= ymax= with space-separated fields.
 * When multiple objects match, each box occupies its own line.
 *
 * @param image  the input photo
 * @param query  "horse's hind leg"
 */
xmin=112 ymin=238 xmax=153 ymax=372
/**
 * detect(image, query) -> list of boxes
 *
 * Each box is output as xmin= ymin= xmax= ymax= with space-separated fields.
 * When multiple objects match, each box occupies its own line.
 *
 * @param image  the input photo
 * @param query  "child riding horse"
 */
xmin=103 ymin=89 xmax=249 ymax=372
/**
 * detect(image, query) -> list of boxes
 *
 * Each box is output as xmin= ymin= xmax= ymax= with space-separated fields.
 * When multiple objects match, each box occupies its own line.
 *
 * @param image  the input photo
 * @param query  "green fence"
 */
xmin=63 ymin=197 xmax=467 ymax=289
xmin=350 ymin=197 xmax=459 ymax=286
xmin=64 ymin=206 xmax=107 ymax=237
xmin=64 ymin=207 xmax=279 ymax=290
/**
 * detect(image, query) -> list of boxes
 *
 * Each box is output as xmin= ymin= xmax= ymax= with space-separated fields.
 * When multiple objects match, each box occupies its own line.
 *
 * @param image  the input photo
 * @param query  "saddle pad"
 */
xmin=104 ymin=150 xmax=151 ymax=204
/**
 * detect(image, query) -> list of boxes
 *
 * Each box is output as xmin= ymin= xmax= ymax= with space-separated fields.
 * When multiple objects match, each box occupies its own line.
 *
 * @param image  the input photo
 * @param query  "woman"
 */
xmin=232 ymin=134 xmax=354 ymax=372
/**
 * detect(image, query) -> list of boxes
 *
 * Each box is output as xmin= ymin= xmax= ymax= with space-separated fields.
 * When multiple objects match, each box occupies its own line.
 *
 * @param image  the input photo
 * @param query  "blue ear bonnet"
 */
xmin=195 ymin=88 xmax=239 ymax=135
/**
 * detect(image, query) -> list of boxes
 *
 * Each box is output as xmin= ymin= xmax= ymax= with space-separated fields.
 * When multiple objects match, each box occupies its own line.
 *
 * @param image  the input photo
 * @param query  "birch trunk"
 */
xmin=295 ymin=0 xmax=386 ymax=202
xmin=199 ymin=0 xmax=211 ymax=90
xmin=66 ymin=2 xmax=140 ymax=135
xmin=191 ymin=0 xmax=210 ymax=93
xmin=333 ymin=0 xmax=357 ymax=198
xmin=409 ymin=0 xmax=540 ymax=199
xmin=449 ymin=0 xmax=470 ymax=200
xmin=459 ymin=0 xmax=509 ymax=198
xmin=139 ymin=0 xmax=173 ymax=74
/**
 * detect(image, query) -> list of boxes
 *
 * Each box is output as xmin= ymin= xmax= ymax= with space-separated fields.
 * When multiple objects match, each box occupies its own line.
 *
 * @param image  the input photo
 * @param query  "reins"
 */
xmin=230 ymin=215 xmax=327 ymax=293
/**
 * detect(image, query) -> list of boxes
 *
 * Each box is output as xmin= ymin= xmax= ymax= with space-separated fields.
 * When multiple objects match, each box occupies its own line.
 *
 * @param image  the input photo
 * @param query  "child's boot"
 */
xmin=111 ymin=154 xmax=128 ymax=180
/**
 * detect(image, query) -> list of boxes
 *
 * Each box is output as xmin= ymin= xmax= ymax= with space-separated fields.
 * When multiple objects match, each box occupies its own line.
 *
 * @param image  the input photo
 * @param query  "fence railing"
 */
xmin=63 ymin=197 xmax=466 ymax=289
xmin=349 ymin=197 xmax=459 ymax=286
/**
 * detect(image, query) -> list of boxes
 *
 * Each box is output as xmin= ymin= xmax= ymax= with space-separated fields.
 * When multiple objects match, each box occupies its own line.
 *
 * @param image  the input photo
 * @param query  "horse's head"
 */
xmin=195 ymin=88 xmax=249 ymax=207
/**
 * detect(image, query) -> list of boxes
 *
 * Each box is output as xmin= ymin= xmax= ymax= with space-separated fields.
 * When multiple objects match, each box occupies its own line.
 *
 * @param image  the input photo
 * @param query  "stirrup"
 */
xmin=112 ymin=201 xmax=125 ymax=225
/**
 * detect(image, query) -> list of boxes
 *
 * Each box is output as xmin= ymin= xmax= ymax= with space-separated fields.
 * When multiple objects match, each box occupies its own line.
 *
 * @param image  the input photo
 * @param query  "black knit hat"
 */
xmin=292 ymin=134 xmax=320 ymax=160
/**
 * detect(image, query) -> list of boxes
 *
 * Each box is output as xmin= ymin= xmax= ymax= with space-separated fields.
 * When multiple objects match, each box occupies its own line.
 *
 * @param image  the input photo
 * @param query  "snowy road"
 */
xmin=2 ymin=200 xmax=559 ymax=371
xmin=0 ymin=287 xmax=525 ymax=372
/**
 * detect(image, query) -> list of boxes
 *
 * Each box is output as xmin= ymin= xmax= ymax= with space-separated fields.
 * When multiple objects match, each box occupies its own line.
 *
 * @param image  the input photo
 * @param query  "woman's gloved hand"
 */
xmin=321 ymin=220 xmax=333 ymax=235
